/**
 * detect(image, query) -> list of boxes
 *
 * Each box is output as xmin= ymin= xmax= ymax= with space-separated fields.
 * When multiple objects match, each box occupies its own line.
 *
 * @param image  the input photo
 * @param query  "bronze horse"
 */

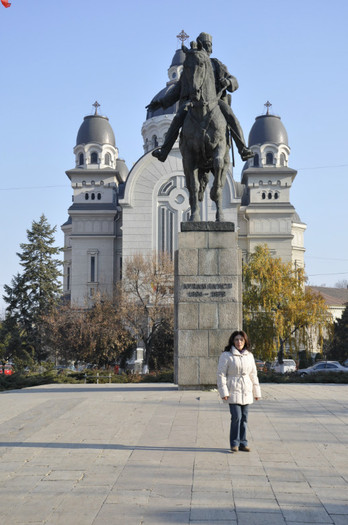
xmin=180 ymin=42 xmax=230 ymax=222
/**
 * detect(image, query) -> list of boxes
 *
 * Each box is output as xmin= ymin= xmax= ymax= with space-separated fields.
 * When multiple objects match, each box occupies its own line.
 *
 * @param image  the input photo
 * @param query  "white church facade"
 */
xmin=62 ymin=48 xmax=306 ymax=306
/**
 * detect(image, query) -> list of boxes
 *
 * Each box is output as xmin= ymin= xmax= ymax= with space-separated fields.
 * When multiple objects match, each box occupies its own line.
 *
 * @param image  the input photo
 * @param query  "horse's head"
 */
xmin=182 ymin=41 xmax=214 ymax=104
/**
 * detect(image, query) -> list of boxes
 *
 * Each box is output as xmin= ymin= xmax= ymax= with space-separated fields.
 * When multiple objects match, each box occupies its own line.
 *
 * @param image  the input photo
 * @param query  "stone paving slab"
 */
xmin=0 ymin=383 xmax=347 ymax=524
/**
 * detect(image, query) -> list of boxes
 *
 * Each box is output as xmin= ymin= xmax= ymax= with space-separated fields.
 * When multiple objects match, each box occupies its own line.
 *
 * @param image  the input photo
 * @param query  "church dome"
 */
xmin=76 ymin=114 xmax=116 ymax=147
xmin=146 ymin=48 xmax=185 ymax=120
xmin=116 ymin=158 xmax=129 ymax=182
xmin=170 ymin=48 xmax=185 ymax=67
xmin=146 ymin=85 xmax=180 ymax=119
xmin=248 ymin=114 xmax=288 ymax=147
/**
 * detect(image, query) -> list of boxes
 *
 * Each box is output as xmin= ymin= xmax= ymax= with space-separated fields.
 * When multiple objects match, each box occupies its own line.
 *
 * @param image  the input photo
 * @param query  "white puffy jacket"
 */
xmin=217 ymin=346 xmax=261 ymax=405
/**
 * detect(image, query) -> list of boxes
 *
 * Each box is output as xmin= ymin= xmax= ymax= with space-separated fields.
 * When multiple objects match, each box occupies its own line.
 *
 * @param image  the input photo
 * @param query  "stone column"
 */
xmin=174 ymin=222 xmax=242 ymax=388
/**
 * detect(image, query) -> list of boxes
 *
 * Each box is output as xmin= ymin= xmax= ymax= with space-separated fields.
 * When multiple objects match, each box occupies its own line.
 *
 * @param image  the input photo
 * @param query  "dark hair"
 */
xmin=224 ymin=330 xmax=250 ymax=352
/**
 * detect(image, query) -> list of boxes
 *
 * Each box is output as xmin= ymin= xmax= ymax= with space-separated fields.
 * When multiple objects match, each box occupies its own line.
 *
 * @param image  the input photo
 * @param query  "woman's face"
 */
xmin=234 ymin=335 xmax=245 ymax=351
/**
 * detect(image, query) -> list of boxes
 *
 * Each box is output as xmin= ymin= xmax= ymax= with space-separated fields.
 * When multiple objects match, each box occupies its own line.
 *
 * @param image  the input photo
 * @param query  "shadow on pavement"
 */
xmin=0 ymin=441 xmax=228 ymax=453
xmin=3 ymin=384 xmax=180 ymax=394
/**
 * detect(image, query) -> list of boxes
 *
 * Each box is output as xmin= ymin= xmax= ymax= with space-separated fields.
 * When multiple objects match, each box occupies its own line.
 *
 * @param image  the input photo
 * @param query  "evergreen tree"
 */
xmin=2 ymin=215 xmax=62 ymax=361
xmin=327 ymin=304 xmax=348 ymax=362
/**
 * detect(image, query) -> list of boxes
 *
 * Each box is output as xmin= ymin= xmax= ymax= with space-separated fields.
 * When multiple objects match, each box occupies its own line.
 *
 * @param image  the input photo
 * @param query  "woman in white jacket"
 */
xmin=217 ymin=330 xmax=261 ymax=452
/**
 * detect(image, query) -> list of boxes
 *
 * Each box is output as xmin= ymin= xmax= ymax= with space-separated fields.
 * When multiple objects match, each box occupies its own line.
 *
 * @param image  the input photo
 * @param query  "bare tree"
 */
xmin=42 ymin=296 xmax=134 ymax=367
xmin=117 ymin=252 xmax=174 ymax=371
xmin=334 ymin=279 xmax=348 ymax=289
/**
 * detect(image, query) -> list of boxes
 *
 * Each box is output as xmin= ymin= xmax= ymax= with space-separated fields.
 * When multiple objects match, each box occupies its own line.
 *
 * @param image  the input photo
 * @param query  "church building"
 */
xmin=62 ymin=45 xmax=306 ymax=306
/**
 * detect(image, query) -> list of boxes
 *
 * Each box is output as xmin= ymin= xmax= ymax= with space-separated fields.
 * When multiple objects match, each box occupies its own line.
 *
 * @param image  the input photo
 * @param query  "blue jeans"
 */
xmin=229 ymin=403 xmax=249 ymax=448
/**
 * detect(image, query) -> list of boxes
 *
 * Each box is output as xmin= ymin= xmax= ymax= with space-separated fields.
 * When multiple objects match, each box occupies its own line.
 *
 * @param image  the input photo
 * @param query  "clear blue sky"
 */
xmin=1 ymin=0 xmax=348 ymax=315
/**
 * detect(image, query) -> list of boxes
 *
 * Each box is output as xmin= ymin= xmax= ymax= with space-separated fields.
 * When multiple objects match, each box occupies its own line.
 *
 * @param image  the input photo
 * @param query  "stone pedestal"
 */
xmin=174 ymin=222 xmax=242 ymax=388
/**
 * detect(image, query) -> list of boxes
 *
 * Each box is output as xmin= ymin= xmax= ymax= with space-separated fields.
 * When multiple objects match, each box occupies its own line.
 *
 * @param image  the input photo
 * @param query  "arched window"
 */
xmin=91 ymin=152 xmax=98 ymax=164
xmin=152 ymin=135 xmax=158 ymax=148
xmin=268 ymin=192 xmax=272 ymax=199
xmin=97 ymin=193 xmax=101 ymax=200
xmin=254 ymin=153 xmax=259 ymax=167
xmin=105 ymin=153 xmax=111 ymax=165
xmin=159 ymin=206 xmax=174 ymax=258
xmin=88 ymin=251 xmax=98 ymax=283
xmin=274 ymin=192 xmax=279 ymax=199
xmin=266 ymin=152 xmax=273 ymax=165
xmin=91 ymin=193 xmax=95 ymax=200
xmin=280 ymin=153 xmax=286 ymax=166
xmin=79 ymin=153 xmax=84 ymax=165
xmin=85 ymin=193 xmax=89 ymax=200
xmin=262 ymin=192 xmax=266 ymax=200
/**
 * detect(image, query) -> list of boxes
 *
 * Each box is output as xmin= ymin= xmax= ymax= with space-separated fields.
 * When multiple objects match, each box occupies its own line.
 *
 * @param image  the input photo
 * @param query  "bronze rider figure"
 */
xmin=146 ymin=32 xmax=254 ymax=163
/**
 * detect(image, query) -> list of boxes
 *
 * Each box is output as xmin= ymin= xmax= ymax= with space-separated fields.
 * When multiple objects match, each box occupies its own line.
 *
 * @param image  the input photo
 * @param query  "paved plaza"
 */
xmin=0 ymin=382 xmax=347 ymax=524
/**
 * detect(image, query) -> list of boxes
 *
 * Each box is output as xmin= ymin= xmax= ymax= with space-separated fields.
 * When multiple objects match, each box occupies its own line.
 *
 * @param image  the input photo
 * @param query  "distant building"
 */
xmin=62 ymin=48 xmax=306 ymax=306
xmin=308 ymin=286 xmax=348 ymax=322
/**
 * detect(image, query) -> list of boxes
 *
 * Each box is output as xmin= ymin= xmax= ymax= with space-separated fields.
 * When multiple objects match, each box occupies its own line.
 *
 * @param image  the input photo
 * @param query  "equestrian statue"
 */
xmin=146 ymin=32 xmax=253 ymax=222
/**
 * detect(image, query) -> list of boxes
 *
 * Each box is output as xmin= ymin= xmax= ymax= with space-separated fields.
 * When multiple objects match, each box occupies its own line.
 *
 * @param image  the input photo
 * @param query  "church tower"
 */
xmin=238 ymin=103 xmax=306 ymax=267
xmin=62 ymin=103 xmax=128 ymax=306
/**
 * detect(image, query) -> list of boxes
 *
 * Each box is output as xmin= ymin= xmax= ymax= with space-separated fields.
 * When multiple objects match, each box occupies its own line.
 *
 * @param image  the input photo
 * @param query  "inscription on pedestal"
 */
xmin=178 ymin=277 xmax=235 ymax=303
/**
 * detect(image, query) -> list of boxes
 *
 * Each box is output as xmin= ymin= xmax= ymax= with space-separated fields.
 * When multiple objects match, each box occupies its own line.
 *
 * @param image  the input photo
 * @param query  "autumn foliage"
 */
xmin=243 ymin=245 xmax=331 ymax=361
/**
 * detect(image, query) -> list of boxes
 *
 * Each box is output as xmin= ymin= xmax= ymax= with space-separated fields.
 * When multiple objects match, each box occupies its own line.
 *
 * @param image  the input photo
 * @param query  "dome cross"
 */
xmin=92 ymin=101 xmax=100 ymax=115
xmin=176 ymin=29 xmax=189 ymax=45
xmin=264 ymin=100 xmax=272 ymax=115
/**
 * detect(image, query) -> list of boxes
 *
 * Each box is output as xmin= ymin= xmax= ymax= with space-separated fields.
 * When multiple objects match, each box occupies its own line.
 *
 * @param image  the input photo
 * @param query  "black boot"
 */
xmin=152 ymin=147 xmax=169 ymax=162
xmin=240 ymin=147 xmax=254 ymax=161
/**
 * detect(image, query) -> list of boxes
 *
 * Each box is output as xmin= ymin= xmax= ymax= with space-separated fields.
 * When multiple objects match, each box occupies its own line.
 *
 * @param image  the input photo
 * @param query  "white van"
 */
xmin=272 ymin=359 xmax=297 ymax=373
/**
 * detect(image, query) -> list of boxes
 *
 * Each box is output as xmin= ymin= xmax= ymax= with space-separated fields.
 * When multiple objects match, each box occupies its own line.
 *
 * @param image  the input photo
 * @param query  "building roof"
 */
xmin=307 ymin=286 xmax=348 ymax=306
xmin=76 ymin=114 xmax=116 ymax=147
xmin=61 ymin=216 xmax=72 ymax=227
xmin=248 ymin=114 xmax=288 ymax=147
xmin=68 ymin=203 xmax=118 ymax=212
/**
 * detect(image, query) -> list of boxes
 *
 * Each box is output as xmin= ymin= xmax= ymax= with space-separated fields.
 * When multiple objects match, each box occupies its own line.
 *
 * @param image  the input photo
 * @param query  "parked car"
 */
xmin=54 ymin=365 xmax=76 ymax=374
xmin=0 ymin=364 xmax=15 ymax=375
xmin=255 ymin=359 xmax=266 ymax=372
xmin=271 ymin=359 xmax=297 ymax=373
xmin=297 ymin=361 xmax=348 ymax=377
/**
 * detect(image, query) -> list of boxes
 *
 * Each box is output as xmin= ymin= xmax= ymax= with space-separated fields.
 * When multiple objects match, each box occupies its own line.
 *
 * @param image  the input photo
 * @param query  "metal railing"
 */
xmin=84 ymin=372 xmax=113 ymax=384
